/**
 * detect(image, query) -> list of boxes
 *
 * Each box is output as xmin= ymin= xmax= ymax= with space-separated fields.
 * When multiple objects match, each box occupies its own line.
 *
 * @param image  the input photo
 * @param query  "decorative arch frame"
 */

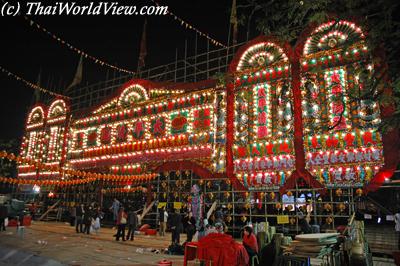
xmin=118 ymin=84 xmax=149 ymax=107
xmin=27 ymin=105 xmax=46 ymax=125
xmin=47 ymin=99 xmax=68 ymax=119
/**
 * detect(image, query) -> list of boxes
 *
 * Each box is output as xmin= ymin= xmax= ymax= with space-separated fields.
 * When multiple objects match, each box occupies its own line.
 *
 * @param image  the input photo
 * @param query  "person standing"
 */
xmin=0 ymin=204 xmax=8 ymax=231
xmin=116 ymin=207 xmax=127 ymax=241
xmin=126 ymin=207 xmax=138 ymax=241
xmin=394 ymin=210 xmax=400 ymax=249
xmin=83 ymin=205 xmax=93 ymax=235
xmin=110 ymin=198 xmax=120 ymax=225
xmin=168 ymin=208 xmax=183 ymax=245
xmin=242 ymin=226 xmax=258 ymax=258
xmin=75 ymin=204 xmax=85 ymax=233
xmin=183 ymin=212 xmax=196 ymax=242
xmin=159 ymin=206 xmax=168 ymax=236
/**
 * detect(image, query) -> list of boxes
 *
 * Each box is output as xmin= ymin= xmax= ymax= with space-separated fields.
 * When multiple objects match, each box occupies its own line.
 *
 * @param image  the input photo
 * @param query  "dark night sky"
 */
xmin=0 ymin=0 xmax=251 ymax=142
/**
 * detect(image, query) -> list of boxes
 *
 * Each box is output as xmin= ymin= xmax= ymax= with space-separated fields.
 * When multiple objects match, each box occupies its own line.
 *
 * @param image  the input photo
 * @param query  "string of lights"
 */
xmin=0 ymin=66 xmax=70 ymax=99
xmin=150 ymin=0 xmax=228 ymax=48
xmin=23 ymin=16 xmax=136 ymax=75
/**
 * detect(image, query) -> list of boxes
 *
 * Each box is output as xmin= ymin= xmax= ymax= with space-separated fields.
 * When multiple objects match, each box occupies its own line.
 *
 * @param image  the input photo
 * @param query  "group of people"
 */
xmin=74 ymin=203 xmax=103 ymax=235
xmin=110 ymin=198 xmax=139 ymax=241
xmin=159 ymin=206 xmax=259 ymax=259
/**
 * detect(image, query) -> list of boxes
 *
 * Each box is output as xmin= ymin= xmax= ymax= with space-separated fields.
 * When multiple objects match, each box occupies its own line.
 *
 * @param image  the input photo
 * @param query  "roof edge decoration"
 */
xmin=229 ymin=36 xmax=290 ymax=73
xmin=47 ymin=99 xmax=68 ymax=119
xmin=303 ymin=20 xmax=365 ymax=56
xmin=27 ymin=105 xmax=46 ymax=125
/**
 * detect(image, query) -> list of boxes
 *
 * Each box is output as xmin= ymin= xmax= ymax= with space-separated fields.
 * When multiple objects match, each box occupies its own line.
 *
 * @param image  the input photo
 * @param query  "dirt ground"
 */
xmin=0 ymin=221 xmax=185 ymax=266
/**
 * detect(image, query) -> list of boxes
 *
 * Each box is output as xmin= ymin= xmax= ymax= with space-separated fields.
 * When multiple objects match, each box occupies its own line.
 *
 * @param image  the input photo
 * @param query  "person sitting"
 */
xmin=242 ymin=226 xmax=258 ymax=258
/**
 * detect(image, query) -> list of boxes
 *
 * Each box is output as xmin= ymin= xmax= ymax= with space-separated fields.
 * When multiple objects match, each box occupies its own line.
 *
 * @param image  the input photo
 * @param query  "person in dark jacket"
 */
xmin=0 ymin=204 xmax=8 ymax=231
xmin=167 ymin=208 xmax=183 ymax=245
xmin=126 ymin=207 xmax=138 ymax=241
xmin=83 ymin=206 xmax=93 ymax=234
xmin=75 ymin=204 xmax=85 ymax=233
xmin=183 ymin=211 xmax=196 ymax=242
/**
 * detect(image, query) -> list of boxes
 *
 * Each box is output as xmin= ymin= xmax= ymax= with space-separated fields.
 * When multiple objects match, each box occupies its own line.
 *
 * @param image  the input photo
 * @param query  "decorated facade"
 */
xmin=15 ymin=19 xmax=398 ymax=200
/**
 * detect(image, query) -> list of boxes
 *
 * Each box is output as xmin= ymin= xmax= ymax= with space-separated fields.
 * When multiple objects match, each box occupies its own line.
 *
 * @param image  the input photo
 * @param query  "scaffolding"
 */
xmin=66 ymin=42 xmax=244 ymax=115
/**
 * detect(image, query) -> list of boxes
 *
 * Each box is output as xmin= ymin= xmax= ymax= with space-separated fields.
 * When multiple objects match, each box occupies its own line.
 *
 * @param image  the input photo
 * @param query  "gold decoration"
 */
xmin=326 ymin=216 xmax=333 ymax=224
xmin=290 ymin=217 xmax=296 ymax=225
xmin=356 ymin=188 xmax=363 ymax=196
xmin=287 ymin=191 xmax=293 ymax=197
xmin=275 ymin=203 xmax=281 ymax=210
xmin=227 ymin=203 xmax=233 ymax=210
xmin=226 ymin=215 xmax=232 ymax=223
xmin=324 ymin=203 xmax=332 ymax=211
xmin=337 ymin=203 xmax=346 ymax=212
xmin=335 ymin=189 xmax=343 ymax=197
xmin=269 ymin=192 xmax=276 ymax=200
xmin=240 ymin=215 xmax=247 ymax=222
xmin=328 ymin=38 xmax=337 ymax=48
xmin=207 ymin=181 xmax=212 ymax=188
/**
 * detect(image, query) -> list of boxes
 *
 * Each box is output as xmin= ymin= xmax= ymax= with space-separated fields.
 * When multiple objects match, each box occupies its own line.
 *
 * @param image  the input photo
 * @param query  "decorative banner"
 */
xmin=116 ymin=124 xmax=127 ymax=143
xmin=234 ymin=155 xmax=295 ymax=172
xmin=170 ymin=112 xmax=188 ymax=135
xmin=193 ymin=108 xmax=211 ymax=131
xmin=100 ymin=127 xmax=112 ymax=144
xmin=87 ymin=130 xmax=97 ymax=147
xmin=158 ymin=202 xmax=167 ymax=209
xmin=150 ymin=117 xmax=166 ymax=137
xmin=277 ymin=215 xmax=289 ymax=224
xmin=306 ymin=147 xmax=382 ymax=167
xmin=255 ymin=83 xmax=270 ymax=139
xmin=132 ymin=120 xmax=145 ymax=140
xmin=173 ymin=202 xmax=182 ymax=209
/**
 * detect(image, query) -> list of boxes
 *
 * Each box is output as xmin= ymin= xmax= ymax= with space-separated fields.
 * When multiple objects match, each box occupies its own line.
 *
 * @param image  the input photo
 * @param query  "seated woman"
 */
xmin=242 ymin=226 xmax=258 ymax=258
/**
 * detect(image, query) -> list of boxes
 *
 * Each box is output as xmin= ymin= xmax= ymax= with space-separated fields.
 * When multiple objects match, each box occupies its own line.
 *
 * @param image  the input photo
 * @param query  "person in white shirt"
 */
xmin=159 ymin=206 xmax=168 ymax=236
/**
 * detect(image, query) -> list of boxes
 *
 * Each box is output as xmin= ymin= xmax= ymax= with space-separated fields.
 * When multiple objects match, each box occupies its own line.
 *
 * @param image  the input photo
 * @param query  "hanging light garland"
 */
xmin=23 ymin=16 xmax=135 ymax=75
xmin=0 ymin=151 xmax=157 ymax=183
xmin=0 ymin=66 xmax=69 ymax=99
xmin=150 ymin=0 xmax=227 ymax=48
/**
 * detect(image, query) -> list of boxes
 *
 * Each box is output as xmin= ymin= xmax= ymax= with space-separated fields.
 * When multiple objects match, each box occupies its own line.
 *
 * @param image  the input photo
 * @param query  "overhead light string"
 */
xmin=23 ymin=16 xmax=136 ymax=75
xmin=150 ymin=0 xmax=228 ymax=48
xmin=0 ymin=65 xmax=70 ymax=99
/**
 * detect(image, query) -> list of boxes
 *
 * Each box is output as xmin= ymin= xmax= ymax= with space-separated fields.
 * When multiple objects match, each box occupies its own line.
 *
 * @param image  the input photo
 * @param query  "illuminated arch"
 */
xmin=303 ymin=20 xmax=365 ymax=56
xmin=118 ymin=84 xmax=149 ymax=107
xmin=48 ymin=99 xmax=67 ymax=119
xmin=27 ymin=106 xmax=45 ymax=125
xmin=236 ymin=42 xmax=288 ymax=71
